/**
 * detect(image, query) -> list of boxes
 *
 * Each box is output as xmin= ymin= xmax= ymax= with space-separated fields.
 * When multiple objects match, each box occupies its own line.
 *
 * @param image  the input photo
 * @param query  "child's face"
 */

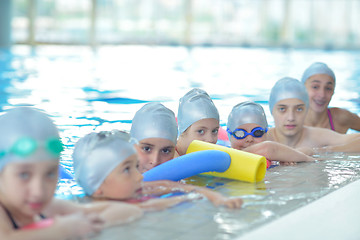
xmin=97 ymin=154 xmax=143 ymax=200
xmin=304 ymin=74 xmax=335 ymax=113
xmin=272 ymin=98 xmax=307 ymax=137
xmin=0 ymin=161 xmax=59 ymax=217
xmin=180 ymin=118 xmax=219 ymax=152
xmin=136 ymin=138 xmax=175 ymax=173
xmin=230 ymin=123 xmax=266 ymax=150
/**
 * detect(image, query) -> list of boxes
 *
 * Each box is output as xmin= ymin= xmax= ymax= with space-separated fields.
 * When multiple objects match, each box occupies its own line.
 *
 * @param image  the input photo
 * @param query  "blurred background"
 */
xmin=2 ymin=0 xmax=360 ymax=49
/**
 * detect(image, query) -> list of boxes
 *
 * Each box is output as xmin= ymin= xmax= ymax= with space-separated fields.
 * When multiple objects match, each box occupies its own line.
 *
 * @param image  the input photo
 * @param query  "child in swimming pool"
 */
xmin=301 ymin=62 xmax=360 ymax=133
xmin=267 ymin=77 xmax=360 ymax=152
xmin=130 ymin=102 xmax=177 ymax=173
xmin=227 ymin=101 xmax=314 ymax=164
xmin=73 ymin=130 xmax=243 ymax=210
xmin=175 ymin=88 xmax=220 ymax=157
xmin=0 ymin=107 xmax=143 ymax=240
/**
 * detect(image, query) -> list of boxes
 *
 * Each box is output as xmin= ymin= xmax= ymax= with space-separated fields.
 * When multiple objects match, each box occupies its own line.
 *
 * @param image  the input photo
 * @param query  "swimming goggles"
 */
xmin=227 ymin=127 xmax=268 ymax=140
xmin=0 ymin=137 xmax=64 ymax=159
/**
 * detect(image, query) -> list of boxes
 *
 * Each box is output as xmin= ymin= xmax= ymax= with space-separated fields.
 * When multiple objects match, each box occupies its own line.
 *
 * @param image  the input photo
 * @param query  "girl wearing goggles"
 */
xmin=227 ymin=102 xmax=315 ymax=165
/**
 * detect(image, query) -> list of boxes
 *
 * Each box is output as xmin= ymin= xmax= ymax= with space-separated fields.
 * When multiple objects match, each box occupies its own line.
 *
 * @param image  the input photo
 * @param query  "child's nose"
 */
xmin=245 ymin=135 xmax=254 ymax=142
xmin=205 ymin=134 xmax=217 ymax=144
xmin=287 ymin=110 xmax=295 ymax=121
xmin=149 ymin=152 xmax=161 ymax=167
xmin=136 ymin=169 xmax=144 ymax=182
xmin=31 ymin=178 xmax=46 ymax=199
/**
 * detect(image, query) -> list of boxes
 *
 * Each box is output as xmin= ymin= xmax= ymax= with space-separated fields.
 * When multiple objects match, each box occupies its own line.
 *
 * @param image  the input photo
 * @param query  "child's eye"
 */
xmin=326 ymin=87 xmax=333 ymax=91
xmin=212 ymin=129 xmax=219 ymax=134
xmin=47 ymin=170 xmax=57 ymax=179
xmin=136 ymin=163 xmax=140 ymax=169
xmin=297 ymin=107 xmax=304 ymax=112
xmin=124 ymin=167 xmax=130 ymax=173
xmin=161 ymin=148 xmax=171 ymax=154
xmin=312 ymin=85 xmax=319 ymax=89
xmin=142 ymin=146 xmax=151 ymax=153
xmin=197 ymin=129 xmax=205 ymax=135
xmin=278 ymin=107 xmax=286 ymax=112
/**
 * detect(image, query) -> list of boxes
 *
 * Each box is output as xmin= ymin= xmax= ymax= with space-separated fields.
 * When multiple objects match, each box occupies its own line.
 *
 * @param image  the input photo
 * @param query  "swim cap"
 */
xmin=130 ymin=103 xmax=177 ymax=144
xmin=177 ymin=88 xmax=220 ymax=134
xmin=269 ymin=77 xmax=309 ymax=114
xmin=0 ymin=107 xmax=62 ymax=171
xmin=301 ymin=62 xmax=336 ymax=84
xmin=227 ymin=101 xmax=268 ymax=135
xmin=73 ymin=130 xmax=136 ymax=196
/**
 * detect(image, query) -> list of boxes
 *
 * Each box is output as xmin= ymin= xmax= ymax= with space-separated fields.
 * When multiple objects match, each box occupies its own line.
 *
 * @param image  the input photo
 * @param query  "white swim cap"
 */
xmin=130 ymin=103 xmax=177 ymax=144
xmin=0 ymin=107 xmax=62 ymax=171
xmin=301 ymin=62 xmax=336 ymax=84
xmin=177 ymin=88 xmax=220 ymax=134
xmin=73 ymin=130 xmax=136 ymax=196
xmin=227 ymin=101 xmax=268 ymax=134
xmin=269 ymin=77 xmax=309 ymax=114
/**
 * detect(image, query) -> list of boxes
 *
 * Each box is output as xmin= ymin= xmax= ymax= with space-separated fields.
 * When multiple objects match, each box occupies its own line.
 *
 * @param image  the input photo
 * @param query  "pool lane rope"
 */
xmin=143 ymin=140 xmax=267 ymax=183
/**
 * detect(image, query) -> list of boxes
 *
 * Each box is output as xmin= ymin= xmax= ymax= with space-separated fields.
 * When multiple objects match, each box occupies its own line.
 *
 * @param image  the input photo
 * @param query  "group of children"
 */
xmin=1 ymin=61 xmax=359 ymax=238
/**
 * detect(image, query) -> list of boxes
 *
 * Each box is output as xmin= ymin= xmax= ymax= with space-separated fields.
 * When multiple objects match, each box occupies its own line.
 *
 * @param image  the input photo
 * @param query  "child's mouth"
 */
xmin=29 ymin=202 xmax=43 ymax=210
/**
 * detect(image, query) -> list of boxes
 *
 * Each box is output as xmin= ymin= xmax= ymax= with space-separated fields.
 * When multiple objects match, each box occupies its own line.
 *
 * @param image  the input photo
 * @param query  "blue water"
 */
xmin=1 ymin=45 xmax=360 ymax=186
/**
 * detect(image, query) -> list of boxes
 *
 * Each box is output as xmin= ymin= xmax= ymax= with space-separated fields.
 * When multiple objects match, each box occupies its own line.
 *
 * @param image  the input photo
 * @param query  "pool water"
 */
xmin=1 ymin=45 xmax=360 ymax=239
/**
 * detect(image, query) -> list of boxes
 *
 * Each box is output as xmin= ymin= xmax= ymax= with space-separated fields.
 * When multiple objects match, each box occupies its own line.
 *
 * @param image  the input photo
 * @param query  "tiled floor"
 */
xmin=92 ymin=155 xmax=360 ymax=240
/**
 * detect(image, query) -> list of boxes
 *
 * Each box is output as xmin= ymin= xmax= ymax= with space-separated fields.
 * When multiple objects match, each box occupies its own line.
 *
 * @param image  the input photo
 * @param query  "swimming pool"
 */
xmin=1 ymin=45 xmax=360 ymax=239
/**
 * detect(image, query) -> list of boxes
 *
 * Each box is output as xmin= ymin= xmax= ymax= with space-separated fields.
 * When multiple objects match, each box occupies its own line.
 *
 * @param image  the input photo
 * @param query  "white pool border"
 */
xmin=239 ymin=178 xmax=360 ymax=240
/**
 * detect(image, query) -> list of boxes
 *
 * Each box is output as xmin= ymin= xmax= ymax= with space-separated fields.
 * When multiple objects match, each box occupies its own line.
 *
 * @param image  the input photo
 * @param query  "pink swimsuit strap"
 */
xmin=327 ymin=108 xmax=335 ymax=131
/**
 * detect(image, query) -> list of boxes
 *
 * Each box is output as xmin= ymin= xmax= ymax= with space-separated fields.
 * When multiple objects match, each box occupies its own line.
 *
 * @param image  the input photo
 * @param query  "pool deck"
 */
xmin=240 ymin=178 xmax=360 ymax=240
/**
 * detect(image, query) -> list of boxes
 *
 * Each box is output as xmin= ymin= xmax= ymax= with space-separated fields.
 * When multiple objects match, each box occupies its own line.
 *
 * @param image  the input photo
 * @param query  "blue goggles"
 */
xmin=227 ymin=127 xmax=268 ymax=140
xmin=0 ymin=137 xmax=64 ymax=159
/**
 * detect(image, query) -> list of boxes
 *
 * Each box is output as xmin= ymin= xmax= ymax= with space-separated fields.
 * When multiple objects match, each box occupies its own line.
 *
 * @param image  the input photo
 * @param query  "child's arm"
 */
xmin=0 ymin=209 xmax=103 ymax=240
xmin=243 ymin=141 xmax=315 ymax=163
xmin=142 ymin=181 xmax=243 ymax=209
xmin=136 ymin=195 xmax=195 ymax=211
xmin=45 ymin=198 xmax=143 ymax=228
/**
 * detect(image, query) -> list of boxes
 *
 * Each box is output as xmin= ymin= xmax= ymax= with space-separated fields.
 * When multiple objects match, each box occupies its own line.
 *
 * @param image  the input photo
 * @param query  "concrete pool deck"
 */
xmin=240 ymin=178 xmax=360 ymax=240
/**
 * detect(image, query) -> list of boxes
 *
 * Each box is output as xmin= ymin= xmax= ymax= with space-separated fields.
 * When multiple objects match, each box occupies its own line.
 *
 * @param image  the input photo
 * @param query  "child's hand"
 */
xmin=218 ymin=197 xmax=243 ymax=209
xmin=56 ymin=212 xmax=104 ymax=239
xmin=210 ymin=195 xmax=243 ymax=209
xmin=202 ymin=191 xmax=243 ymax=209
xmin=280 ymin=161 xmax=297 ymax=166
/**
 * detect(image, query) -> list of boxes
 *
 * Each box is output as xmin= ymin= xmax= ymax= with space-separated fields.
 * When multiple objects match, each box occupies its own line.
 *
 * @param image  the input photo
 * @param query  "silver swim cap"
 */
xmin=0 ymin=107 xmax=62 ymax=171
xmin=269 ymin=77 xmax=309 ymax=114
xmin=177 ymin=88 xmax=220 ymax=134
xmin=301 ymin=62 xmax=336 ymax=84
xmin=227 ymin=101 xmax=268 ymax=134
xmin=73 ymin=130 xmax=136 ymax=196
xmin=130 ymin=103 xmax=177 ymax=144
